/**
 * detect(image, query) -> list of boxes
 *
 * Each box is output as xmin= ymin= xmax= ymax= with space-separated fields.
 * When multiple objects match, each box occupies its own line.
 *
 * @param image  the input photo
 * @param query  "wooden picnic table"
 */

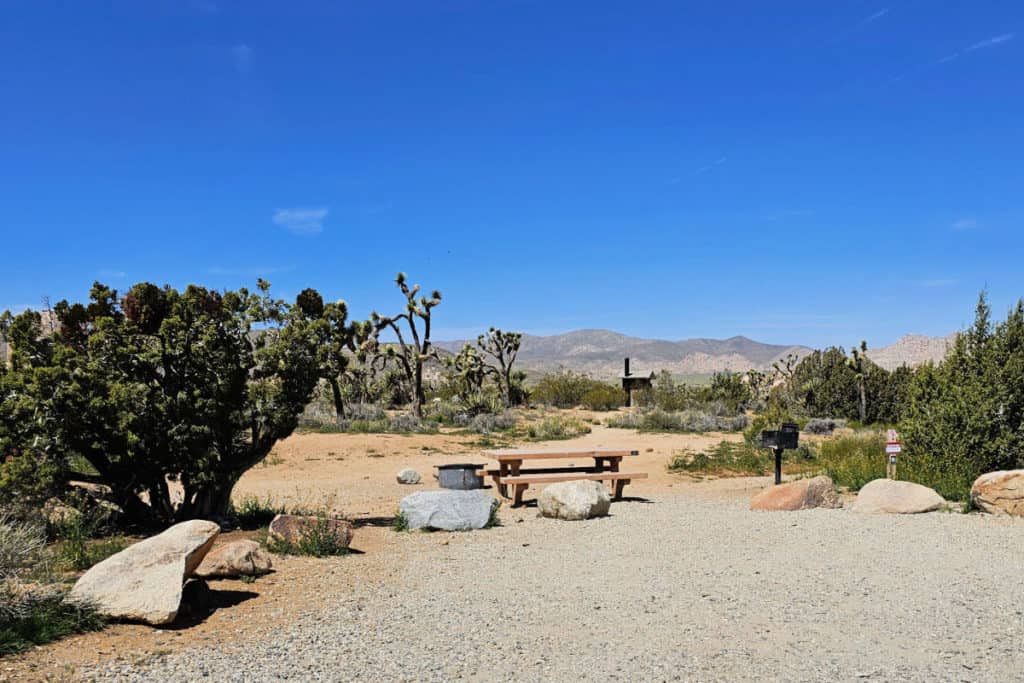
xmin=478 ymin=448 xmax=647 ymax=507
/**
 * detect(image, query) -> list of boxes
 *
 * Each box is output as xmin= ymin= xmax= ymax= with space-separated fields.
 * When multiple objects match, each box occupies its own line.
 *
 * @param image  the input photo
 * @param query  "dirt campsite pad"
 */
xmin=6 ymin=421 xmax=1024 ymax=681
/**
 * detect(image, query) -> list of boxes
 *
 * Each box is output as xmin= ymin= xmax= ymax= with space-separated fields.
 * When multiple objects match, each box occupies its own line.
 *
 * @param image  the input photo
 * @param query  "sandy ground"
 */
xmin=0 ymin=417 xmax=847 ymax=681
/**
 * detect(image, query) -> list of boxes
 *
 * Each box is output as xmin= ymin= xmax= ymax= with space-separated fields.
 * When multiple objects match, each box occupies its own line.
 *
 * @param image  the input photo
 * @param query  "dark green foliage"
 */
xmin=391 ymin=511 xmax=409 ymax=532
xmin=817 ymin=432 xmax=886 ymax=491
xmin=646 ymin=371 xmax=690 ymax=411
xmin=900 ymin=293 xmax=1024 ymax=501
xmin=698 ymin=372 xmax=754 ymax=413
xmin=580 ymin=383 xmax=626 ymax=411
xmin=529 ymin=370 xmax=609 ymax=408
xmin=0 ymin=280 xmax=322 ymax=527
xmin=786 ymin=347 xmax=911 ymax=424
xmin=0 ymin=590 xmax=106 ymax=656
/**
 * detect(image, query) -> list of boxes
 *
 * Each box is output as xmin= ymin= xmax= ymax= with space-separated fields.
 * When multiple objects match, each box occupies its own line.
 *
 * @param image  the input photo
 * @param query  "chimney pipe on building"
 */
xmin=624 ymin=357 xmax=631 ymax=377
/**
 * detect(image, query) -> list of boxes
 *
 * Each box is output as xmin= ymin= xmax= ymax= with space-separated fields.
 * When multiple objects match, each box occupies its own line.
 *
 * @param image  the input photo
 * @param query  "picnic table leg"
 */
xmin=605 ymin=457 xmax=621 ymax=489
xmin=513 ymin=483 xmax=527 ymax=507
xmin=498 ymin=462 xmax=509 ymax=498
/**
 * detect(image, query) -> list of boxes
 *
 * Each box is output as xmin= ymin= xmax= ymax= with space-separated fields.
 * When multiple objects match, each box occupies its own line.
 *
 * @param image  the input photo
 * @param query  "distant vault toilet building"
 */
xmin=620 ymin=357 xmax=654 ymax=407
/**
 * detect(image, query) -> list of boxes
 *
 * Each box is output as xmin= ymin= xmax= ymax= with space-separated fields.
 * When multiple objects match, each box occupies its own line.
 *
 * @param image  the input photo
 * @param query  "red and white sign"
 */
xmin=886 ymin=443 xmax=902 ymax=454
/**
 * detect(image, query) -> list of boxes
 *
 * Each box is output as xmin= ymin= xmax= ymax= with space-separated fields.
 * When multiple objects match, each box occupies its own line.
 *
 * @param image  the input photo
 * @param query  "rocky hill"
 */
xmin=865 ymin=333 xmax=956 ymax=370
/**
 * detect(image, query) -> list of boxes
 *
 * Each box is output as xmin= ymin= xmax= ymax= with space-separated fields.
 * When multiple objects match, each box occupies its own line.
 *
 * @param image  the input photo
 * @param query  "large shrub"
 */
xmin=529 ymin=370 xmax=608 ymax=408
xmin=580 ymin=383 xmax=626 ymax=411
xmin=899 ymin=294 xmax=1024 ymax=501
xmin=0 ymin=280 xmax=322 ymax=527
xmin=786 ymin=347 xmax=910 ymax=424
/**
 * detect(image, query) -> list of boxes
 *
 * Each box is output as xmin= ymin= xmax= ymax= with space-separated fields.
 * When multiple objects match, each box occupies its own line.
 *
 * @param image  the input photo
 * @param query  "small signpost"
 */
xmin=885 ymin=429 xmax=901 ymax=479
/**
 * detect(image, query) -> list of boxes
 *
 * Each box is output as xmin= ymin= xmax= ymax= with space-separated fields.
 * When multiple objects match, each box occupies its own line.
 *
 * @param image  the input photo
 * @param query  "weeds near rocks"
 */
xmin=669 ymin=442 xmax=772 ymax=476
xmin=229 ymin=496 xmax=289 ymax=529
xmin=817 ymin=432 xmax=887 ymax=491
xmin=392 ymin=511 xmax=410 ymax=532
xmin=265 ymin=516 xmax=350 ymax=557
xmin=0 ymin=586 xmax=106 ymax=656
xmin=50 ymin=512 xmax=128 ymax=573
xmin=0 ymin=514 xmax=107 ymax=655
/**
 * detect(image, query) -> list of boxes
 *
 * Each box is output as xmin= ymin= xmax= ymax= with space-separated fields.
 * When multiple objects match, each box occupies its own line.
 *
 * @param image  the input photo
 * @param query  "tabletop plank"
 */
xmin=482 ymin=448 xmax=637 ymax=461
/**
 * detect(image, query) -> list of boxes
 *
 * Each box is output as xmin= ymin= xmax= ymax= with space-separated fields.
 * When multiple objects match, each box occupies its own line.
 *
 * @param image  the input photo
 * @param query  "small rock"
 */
xmin=970 ymin=470 xmax=1024 ymax=516
xmin=538 ymin=480 xmax=611 ymax=521
xmin=396 ymin=468 xmax=422 ymax=485
xmin=751 ymin=476 xmax=842 ymax=511
xmin=268 ymin=514 xmax=353 ymax=549
xmin=850 ymin=479 xmax=944 ymax=514
xmin=194 ymin=540 xmax=272 ymax=578
xmin=68 ymin=519 xmax=220 ymax=625
xmin=399 ymin=490 xmax=499 ymax=531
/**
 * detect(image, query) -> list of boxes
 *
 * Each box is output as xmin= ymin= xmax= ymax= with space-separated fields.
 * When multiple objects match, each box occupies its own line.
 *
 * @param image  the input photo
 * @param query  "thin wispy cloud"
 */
xmin=668 ymin=156 xmax=728 ymax=183
xmin=952 ymin=218 xmax=979 ymax=230
xmin=914 ymin=278 xmax=958 ymax=288
xmin=231 ymin=43 xmax=253 ymax=73
xmin=937 ymin=33 xmax=1015 ymax=64
xmin=98 ymin=269 xmax=127 ymax=279
xmin=272 ymin=207 xmax=328 ymax=236
xmin=692 ymin=157 xmax=728 ymax=176
xmin=830 ymin=7 xmax=890 ymax=43
xmin=888 ymin=33 xmax=1015 ymax=85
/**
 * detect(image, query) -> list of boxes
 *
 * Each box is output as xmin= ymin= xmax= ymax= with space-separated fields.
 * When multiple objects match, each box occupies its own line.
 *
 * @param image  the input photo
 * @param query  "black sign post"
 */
xmin=759 ymin=422 xmax=800 ymax=485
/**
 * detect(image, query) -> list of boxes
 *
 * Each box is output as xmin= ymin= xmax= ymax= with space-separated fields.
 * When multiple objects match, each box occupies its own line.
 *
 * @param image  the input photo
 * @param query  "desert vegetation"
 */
xmin=2 ymin=274 xmax=1024 ymax=661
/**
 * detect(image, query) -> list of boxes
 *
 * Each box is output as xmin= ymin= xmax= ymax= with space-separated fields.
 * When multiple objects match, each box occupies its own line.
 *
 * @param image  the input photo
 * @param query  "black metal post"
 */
xmin=774 ymin=447 xmax=783 ymax=485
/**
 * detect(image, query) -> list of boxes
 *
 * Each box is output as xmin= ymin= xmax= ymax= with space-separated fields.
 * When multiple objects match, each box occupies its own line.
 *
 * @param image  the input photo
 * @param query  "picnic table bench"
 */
xmin=477 ymin=448 xmax=647 ymax=506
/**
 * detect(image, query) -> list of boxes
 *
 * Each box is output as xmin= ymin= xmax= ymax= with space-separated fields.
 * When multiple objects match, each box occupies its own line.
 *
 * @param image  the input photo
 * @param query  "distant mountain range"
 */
xmin=0 ymin=323 xmax=956 ymax=379
xmin=435 ymin=329 xmax=956 ymax=380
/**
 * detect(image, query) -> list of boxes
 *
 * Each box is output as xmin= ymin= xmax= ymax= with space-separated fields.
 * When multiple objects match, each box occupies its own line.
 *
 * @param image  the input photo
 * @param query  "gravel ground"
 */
xmin=83 ymin=495 xmax=1024 ymax=682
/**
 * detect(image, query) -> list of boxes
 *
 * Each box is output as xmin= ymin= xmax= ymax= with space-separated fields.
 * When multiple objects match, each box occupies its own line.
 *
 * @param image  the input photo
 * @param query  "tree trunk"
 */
xmin=858 ymin=381 xmax=866 ymax=423
xmin=412 ymin=359 xmax=425 ymax=417
xmin=329 ymin=378 xmax=345 ymax=423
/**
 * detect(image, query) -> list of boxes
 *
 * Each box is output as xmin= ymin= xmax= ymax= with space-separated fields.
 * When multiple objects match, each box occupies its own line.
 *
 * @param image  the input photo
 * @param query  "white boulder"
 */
xmin=851 ymin=479 xmax=944 ymax=514
xmin=194 ymin=540 xmax=272 ymax=578
xmin=396 ymin=468 xmax=422 ymax=485
xmin=68 ymin=520 xmax=220 ymax=625
xmin=538 ymin=480 xmax=611 ymax=521
xmin=399 ymin=490 xmax=499 ymax=531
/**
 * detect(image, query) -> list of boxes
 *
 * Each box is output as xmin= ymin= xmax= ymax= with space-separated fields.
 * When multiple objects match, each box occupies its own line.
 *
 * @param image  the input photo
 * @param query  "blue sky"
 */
xmin=1 ymin=1 xmax=1021 ymax=348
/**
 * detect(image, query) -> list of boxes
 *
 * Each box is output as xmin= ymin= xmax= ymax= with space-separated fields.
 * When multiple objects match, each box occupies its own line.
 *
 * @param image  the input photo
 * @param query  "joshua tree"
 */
xmin=477 ymin=327 xmax=523 ymax=406
xmin=444 ymin=343 xmax=487 ymax=401
xmin=847 ymin=341 xmax=869 ymax=423
xmin=370 ymin=273 xmax=442 ymax=417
